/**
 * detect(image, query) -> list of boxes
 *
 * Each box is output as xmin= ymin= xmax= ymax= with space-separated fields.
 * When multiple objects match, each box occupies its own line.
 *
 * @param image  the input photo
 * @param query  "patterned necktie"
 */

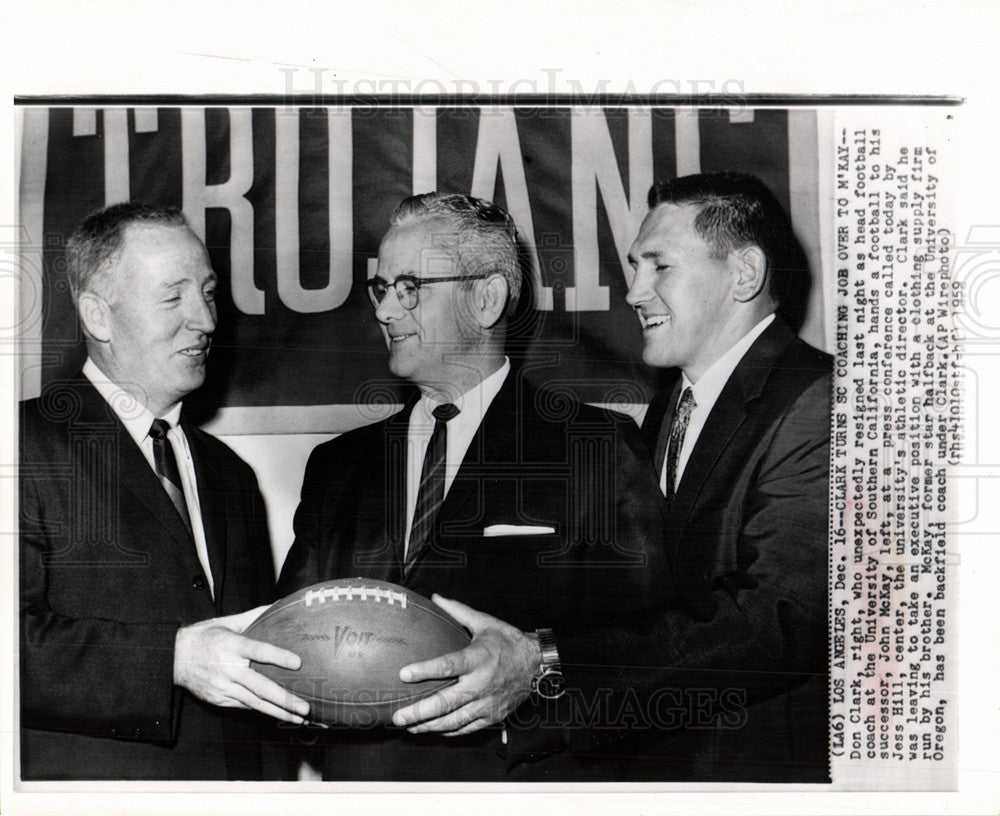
xmin=148 ymin=418 xmax=192 ymax=534
xmin=665 ymin=387 xmax=696 ymax=501
xmin=406 ymin=403 xmax=460 ymax=573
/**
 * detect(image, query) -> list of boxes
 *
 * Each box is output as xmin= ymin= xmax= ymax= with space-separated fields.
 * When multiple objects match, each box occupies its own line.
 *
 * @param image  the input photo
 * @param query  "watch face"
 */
xmin=537 ymin=669 xmax=566 ymax=699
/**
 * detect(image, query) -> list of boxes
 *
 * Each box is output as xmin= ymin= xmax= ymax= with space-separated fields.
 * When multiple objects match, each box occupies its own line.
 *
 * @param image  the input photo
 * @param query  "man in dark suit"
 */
xmin=402 ymin=173 xmax=831 ymax=782
xmin=19 ymin=203 xmax=310 ymax=780
xmin=277 ymin=192 xmax=667 ymax=780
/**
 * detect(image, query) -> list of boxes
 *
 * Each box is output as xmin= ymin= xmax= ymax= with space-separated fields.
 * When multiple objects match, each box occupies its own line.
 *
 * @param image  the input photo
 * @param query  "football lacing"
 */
xmin=303 ymin=584 xmax=408 ymax=608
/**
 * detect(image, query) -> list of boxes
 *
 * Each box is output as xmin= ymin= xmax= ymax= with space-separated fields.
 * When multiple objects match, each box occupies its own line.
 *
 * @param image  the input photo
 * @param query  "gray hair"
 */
xmin=388 ymin=192 xmax=522 ymax=312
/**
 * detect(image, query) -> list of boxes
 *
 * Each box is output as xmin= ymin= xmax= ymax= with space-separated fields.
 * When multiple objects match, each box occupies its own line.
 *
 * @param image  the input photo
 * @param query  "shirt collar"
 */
xmin=83 ymin=357 xmax=183 ymax=446
xmin=413 ymin=357 xmax=511 ymax=425
xmin=682 ymin=314 xmax=775 ymax=407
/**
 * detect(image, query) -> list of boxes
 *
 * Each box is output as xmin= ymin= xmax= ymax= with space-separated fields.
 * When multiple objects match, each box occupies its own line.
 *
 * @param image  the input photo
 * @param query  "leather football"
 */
xmin=245 ymin=579 xmax=471 ymax=727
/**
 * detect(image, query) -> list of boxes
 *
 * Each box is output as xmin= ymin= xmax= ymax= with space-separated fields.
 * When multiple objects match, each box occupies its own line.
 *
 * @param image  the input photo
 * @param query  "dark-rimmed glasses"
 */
xmin=365 ymin=274 xmax=490 ymax=310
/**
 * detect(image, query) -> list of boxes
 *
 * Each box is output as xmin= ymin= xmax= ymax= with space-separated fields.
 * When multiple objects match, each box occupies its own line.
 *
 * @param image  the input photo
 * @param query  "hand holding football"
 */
xmin=245 ymin=579 xmax=471 ymax=727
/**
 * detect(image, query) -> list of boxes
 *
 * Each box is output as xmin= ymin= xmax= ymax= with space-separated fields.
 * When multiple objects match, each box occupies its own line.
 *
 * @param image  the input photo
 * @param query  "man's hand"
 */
xmin=173 ymin=606 xmax=311 ymax=724
xmin=391 ymin=595 xmax=541 ymax=736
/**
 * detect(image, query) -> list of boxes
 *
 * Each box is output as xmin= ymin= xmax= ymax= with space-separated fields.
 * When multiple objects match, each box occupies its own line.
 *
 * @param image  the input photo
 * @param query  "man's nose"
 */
xmin=374 ymin=285 xmax=406 ymax=322
xmin=625 ymin=266 xmax=649 ymax=307
xmin=188 ymin=293 xmax=217 ymax=333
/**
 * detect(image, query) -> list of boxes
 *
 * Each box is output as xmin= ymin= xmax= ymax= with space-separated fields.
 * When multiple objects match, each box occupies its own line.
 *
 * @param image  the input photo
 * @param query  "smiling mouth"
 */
xmin=178 ymin=344 xmax=209 ymax=358
xmin=389 ymin=333 xmax=416 ymax=344
xmin=639 ymin=313 xmax=671 ymax=330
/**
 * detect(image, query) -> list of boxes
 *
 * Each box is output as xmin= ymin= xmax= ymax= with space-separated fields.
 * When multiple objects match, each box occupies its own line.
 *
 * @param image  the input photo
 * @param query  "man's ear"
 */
xmin=732 ymin=245 xmax=767 ymax=303
xmin=77 ymin=292 xmax=113 ymax=343
xmin=475 ymin=274 xmax=510 ymax=329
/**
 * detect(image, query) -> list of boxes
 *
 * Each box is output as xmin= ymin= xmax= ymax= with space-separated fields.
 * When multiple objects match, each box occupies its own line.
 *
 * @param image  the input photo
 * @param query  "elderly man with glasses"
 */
xmin=277 ymin=192 xmax=667 ymax=781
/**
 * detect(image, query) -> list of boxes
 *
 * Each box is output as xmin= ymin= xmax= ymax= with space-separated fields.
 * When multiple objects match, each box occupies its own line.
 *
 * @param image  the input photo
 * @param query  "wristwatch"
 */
xmin=530 ymin=627 xmax=566 ymax=700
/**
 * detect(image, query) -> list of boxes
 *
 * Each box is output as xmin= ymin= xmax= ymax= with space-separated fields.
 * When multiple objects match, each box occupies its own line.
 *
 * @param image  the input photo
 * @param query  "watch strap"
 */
xmin=532 ymin=628 xmax=566 ymax=700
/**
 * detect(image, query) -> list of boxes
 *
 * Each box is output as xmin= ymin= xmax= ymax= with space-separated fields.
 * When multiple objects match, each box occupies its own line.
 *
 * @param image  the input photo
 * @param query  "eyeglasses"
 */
xmin=365 ymin=274 xmax=489 ymax=310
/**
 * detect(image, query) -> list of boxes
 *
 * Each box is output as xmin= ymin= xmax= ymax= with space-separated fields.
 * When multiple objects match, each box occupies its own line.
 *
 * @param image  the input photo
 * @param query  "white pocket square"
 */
xmin=482 ymin=524 xmax=556 ymax=537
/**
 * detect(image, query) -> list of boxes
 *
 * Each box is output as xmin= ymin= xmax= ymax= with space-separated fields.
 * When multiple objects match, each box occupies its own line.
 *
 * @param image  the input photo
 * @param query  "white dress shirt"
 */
xmin=403 ymin=358 xmax=511 ymax=557
xmin=83 ymin=358 xmax=215 ymax=596
xmin=661 ymin=314 xmax=776 ymax=496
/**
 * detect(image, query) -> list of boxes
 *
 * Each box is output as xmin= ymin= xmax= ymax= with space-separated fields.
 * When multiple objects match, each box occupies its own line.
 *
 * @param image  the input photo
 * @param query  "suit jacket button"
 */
xmin=109 ymin=727 xmax=119 ymax=736
xmin=192 ymin=575 xmax=207 ymax=590
xmin=132 ymin=728 xmax=142 ymax=738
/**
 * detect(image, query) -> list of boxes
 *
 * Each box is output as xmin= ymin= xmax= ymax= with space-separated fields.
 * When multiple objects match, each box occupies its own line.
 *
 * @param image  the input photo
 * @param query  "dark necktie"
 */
xmin=406 ymin=403 xmax=460 ymax=573
xmin=665 ymin=387 xmax=696 ymax=501
xmin=148 ymin=418 xmax=192 ymax=534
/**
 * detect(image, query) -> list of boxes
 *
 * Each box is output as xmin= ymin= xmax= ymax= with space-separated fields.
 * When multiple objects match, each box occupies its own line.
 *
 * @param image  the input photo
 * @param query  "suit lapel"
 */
xmin=668 ymin=380 xmax=747 ymax=532
xmin=184 ymin=424 xmax=228 ymax=604
xmin=648 ymin=380 xmax=682 ymax=480
xmin=117 ymin=434 xmax=197 ymax=549
xmin=72 ymin=382 xmax=198 ymax=551
xmin=334 ymin=409 xmax=408 ymax=585
xmin=669 ymin=319 xmax=796 ymax=532
xmin=437 ymin=376 xmax=518 ymax=525
xmin=69 ymin=377 xmax=204 ymax=570
xmin=385 ymin=401 xmax=414 ymax=573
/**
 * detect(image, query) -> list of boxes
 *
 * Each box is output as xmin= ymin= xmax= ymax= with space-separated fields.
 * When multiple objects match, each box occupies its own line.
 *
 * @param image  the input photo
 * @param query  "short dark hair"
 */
xmin=647 ymin=172 xmax=797 ymax=306
xmin=66 ymin=202 xmax=189 ymax=302
xmin=388 ymin=192 xmax=522 ymax=311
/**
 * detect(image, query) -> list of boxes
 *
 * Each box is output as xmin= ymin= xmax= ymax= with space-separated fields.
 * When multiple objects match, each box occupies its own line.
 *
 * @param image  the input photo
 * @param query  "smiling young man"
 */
xmin=277 ymin=192 xmax=667 ymax=781
xmin=598 ymin=172 xmax=832 ymax=781
xmin=19 ymin=203 xmax=309 ymax=780
xmin=573 ymin=172 xmax=832 ymax=781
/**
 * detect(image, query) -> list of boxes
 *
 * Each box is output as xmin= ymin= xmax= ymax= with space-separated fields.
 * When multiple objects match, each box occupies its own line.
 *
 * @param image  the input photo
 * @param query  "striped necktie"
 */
xmin=148 ymin=418 xmax=192 ymax=534
xmin=406 ymin=403 xmax=460 ymax=574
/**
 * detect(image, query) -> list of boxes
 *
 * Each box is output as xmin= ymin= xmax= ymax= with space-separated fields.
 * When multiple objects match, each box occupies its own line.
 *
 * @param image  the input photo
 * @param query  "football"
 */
xmin=245 ymin=579 xmax=471 ymax=727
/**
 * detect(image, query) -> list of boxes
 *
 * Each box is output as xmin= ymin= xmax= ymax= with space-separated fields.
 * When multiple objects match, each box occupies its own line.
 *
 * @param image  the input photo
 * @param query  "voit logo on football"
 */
xmin=328 ymin=624 xmax=407 ymax=658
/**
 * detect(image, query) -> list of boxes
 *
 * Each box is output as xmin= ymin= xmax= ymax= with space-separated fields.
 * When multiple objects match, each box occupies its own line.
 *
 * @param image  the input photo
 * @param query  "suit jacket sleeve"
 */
xmin=555 ymin=374 xmax=829 ymax=732
xmin=19 ymin=463 xmax=181 ymax=740
xmin=276 ymin=437 xmax=340 ymax=595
